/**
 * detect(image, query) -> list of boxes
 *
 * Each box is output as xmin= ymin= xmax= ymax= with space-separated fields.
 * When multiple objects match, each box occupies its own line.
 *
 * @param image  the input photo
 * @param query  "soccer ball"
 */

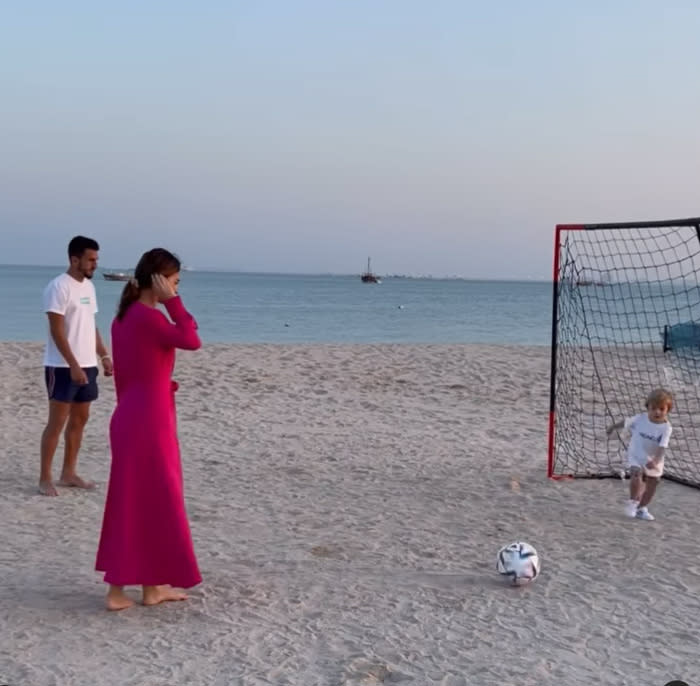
xmin=496 ymin=541 xmax=540 ymax=585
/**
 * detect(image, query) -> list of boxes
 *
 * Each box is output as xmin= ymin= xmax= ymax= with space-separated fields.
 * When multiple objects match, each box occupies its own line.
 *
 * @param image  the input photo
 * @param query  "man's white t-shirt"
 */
xmin=43 ymin=273 xmax=98 ymax=368
xmin=624 ymin=413 xmax=672 ymax=477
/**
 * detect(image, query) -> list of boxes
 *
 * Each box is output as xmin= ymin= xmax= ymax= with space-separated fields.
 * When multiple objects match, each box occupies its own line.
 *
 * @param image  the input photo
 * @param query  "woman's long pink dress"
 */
xmin=95 ymin=296 xmax=202 ymax=588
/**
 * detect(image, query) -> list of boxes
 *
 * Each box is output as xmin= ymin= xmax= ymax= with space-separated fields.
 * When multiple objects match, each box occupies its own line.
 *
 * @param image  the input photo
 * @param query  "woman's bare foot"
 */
xmin=106 ymin=586 xmax=135 ymax=611
xmin=142 ymin=585 xmax=188 ymax=606
xmin=57 ymin=474 xmax=96 ymax=489
xmin=38 ymin=480 xmax=59 ymax=496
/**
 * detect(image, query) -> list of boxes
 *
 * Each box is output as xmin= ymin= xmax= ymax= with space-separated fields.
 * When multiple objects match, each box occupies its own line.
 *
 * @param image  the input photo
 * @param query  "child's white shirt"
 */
xmin=624 ymin=413 xmax=672 ymax=477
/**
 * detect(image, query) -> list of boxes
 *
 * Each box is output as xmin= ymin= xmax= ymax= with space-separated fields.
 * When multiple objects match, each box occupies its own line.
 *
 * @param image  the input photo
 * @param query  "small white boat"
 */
xmin=103 ymin=271 xmax=132 ymax=282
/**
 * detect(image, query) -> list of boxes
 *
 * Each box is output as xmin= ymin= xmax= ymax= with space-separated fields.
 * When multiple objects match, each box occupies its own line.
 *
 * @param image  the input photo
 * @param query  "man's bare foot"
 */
xmin=142 ymin=585 xmax=188 ymax=606
xmin=106 ymin=586 xmax=135 ymax=611
xmin=38 ymin=480 xmax=58 ymax=496
xmin=57 ymin=474 xmax=96 ymax=489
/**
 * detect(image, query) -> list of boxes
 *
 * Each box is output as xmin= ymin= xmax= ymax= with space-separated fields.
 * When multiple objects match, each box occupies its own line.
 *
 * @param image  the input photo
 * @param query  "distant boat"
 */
xmin=360 ymin=257 xmax=380 ymax=284
xmin=575 ymin=278 xmax=608 ymax=287
xmin=103 ymin=271 xmax=132 ymax=282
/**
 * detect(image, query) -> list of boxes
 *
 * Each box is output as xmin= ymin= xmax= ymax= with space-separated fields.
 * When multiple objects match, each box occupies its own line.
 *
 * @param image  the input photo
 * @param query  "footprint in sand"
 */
xmin=310 ymin=544 xmax=346 ymax=560
xmin=343 ymin=658 xmax=411 ymax=684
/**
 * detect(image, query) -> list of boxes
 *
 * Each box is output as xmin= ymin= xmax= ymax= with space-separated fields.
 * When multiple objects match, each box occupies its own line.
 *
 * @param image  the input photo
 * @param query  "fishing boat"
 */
xmin=360 ymin=257 xmax=380 ymax=284
xmin=103 ymin=271 xmax=132 ymax=282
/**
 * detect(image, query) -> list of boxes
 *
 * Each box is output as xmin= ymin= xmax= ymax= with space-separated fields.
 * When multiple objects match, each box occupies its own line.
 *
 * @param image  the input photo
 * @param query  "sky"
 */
xmin=2 ymin=1 xmax=700 ymax=278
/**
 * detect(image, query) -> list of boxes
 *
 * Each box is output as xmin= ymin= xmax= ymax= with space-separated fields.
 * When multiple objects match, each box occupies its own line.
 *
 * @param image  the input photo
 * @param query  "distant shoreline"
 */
xmin=2 ymin=340 xmax=553 ymax=349
xmin=0 ymin=264 xmax=549 ymax=283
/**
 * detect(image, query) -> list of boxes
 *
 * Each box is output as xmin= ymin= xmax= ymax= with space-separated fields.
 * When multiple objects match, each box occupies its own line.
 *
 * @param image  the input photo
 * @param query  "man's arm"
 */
xmin=96 ymin=328 xmax=109 ymax=359
xmin=44 ymin=279 xmax=82 ymax=370
xmin=96 ymin=327 xmax=113 ymax=376
xmin=47 ymin=313 xmax=88 ymax=384
xmin=47 ymin=313 xmax=80 ymax=369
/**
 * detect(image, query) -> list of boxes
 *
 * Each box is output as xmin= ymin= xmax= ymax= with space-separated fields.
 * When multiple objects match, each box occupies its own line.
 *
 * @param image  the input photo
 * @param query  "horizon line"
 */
xmin=0 ymin=263 xmax=550 ymax=283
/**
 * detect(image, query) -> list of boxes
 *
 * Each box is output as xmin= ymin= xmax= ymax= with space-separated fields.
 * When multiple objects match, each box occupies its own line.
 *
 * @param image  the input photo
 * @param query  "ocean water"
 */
xmin=0 ymin=265 xmax=553 ymax=345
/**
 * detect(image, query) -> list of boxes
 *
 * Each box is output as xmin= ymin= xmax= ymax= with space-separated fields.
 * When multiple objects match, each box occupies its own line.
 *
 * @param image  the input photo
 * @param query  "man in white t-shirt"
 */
xmin=39 ymin=236 xmax=113 ymax=496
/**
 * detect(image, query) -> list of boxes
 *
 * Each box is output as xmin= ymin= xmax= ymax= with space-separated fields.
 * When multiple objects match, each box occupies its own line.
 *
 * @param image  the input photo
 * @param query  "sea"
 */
xmin=0 ymin=265 xmax=553 ymax=345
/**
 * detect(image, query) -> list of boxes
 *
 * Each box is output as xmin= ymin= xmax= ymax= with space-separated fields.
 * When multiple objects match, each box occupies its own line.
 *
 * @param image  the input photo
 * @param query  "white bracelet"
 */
xmin=101 ymin=354 xmax=111 ymax=361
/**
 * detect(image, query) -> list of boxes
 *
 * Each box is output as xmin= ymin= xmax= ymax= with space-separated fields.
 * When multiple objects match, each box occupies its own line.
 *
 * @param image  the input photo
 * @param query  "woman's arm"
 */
xmin=153 ymin=296 xmax=201 ymax=350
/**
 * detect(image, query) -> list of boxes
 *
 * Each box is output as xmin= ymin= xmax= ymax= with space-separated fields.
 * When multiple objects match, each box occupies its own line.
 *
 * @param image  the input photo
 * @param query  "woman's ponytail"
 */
xmin=116 ymin=278 xmax=140 ymax=320
xmin=115 ymin=249 xmax=181 ymax=320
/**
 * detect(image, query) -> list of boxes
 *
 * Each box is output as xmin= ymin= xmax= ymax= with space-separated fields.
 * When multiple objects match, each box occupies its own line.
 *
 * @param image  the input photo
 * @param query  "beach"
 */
xmin=1 ymin=341 xmax=699 ymax=686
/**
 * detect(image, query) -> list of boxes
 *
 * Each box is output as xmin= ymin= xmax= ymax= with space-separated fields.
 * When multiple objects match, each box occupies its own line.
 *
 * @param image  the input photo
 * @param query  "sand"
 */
xmin=1 ymin=341 xmax=699 ymax=686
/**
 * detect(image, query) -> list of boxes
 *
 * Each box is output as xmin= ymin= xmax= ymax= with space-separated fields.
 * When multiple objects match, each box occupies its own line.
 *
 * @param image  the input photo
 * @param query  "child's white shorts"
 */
xmin=628 ymin=456 xmax=664 ymax=479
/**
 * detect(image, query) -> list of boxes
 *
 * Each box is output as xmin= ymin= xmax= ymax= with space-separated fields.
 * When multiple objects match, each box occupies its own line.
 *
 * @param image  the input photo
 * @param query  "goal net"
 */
xmin=548 ymin=217 xmax=700 ymax=488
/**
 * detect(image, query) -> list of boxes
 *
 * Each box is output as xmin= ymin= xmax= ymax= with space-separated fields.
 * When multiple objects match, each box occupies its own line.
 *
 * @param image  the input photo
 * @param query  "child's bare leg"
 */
xmin=142 ymin=585 xmax=188 ymax=606
xmin=629 ymin=468 xmax=645 ymax=501
xmin=638 ymin=477 xmax=658 ymax=508
xmin=105 ymin=585 xmax=135 ymax=611
xmin=624 ymin=468 xmax=645 ymax=516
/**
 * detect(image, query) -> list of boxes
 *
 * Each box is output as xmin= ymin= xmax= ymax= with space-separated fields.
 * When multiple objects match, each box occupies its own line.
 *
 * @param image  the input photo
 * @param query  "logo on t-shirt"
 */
xmin=639 ymin=431 xmax=662 ymax=443
xmin=80 ymin=296 xmax=91 ymax=304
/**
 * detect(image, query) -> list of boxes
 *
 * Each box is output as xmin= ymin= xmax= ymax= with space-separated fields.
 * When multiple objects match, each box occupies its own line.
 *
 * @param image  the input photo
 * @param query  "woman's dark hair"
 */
xmin=116 ymin=248 xmax=181 ymax=320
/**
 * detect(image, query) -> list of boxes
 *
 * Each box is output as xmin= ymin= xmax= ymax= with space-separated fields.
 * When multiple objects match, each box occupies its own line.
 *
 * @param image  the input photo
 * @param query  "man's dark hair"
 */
xmin=68 ymin=235 xmax=100 ymax=258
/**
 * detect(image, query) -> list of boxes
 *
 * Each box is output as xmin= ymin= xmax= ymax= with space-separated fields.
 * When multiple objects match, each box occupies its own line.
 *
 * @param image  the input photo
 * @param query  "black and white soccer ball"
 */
xmin=496 ymin=541 xmax=540 ymax=585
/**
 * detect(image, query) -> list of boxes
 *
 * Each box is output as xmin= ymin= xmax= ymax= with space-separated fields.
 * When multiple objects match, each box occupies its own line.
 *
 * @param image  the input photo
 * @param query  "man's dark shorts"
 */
xmin=44 ymin=366 xmax=99 ymax=403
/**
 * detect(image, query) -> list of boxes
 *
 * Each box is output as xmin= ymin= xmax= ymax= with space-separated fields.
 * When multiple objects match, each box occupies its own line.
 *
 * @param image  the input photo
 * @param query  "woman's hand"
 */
xmin=152 ymin=273 xmax=177 ymax=302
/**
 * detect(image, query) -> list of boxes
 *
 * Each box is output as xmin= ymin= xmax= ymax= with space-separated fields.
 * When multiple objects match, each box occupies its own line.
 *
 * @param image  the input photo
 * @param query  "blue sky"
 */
xmin=2 ymin=1 xmax=699 ymax=277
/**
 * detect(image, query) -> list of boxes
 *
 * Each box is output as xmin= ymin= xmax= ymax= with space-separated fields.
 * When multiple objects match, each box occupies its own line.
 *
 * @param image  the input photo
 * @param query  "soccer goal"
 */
xmin=548 ymin=217 xmax=700 ymax=489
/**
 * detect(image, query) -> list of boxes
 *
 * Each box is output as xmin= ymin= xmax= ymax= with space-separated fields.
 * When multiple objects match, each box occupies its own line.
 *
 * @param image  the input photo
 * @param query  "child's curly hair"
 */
xmin=645 ymin=388 xmax=673 ymax=411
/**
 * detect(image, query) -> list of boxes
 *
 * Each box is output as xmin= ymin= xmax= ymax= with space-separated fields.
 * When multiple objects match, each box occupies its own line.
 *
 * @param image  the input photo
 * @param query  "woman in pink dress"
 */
xmin=95 ymin=248 xmax=201 ymax=610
